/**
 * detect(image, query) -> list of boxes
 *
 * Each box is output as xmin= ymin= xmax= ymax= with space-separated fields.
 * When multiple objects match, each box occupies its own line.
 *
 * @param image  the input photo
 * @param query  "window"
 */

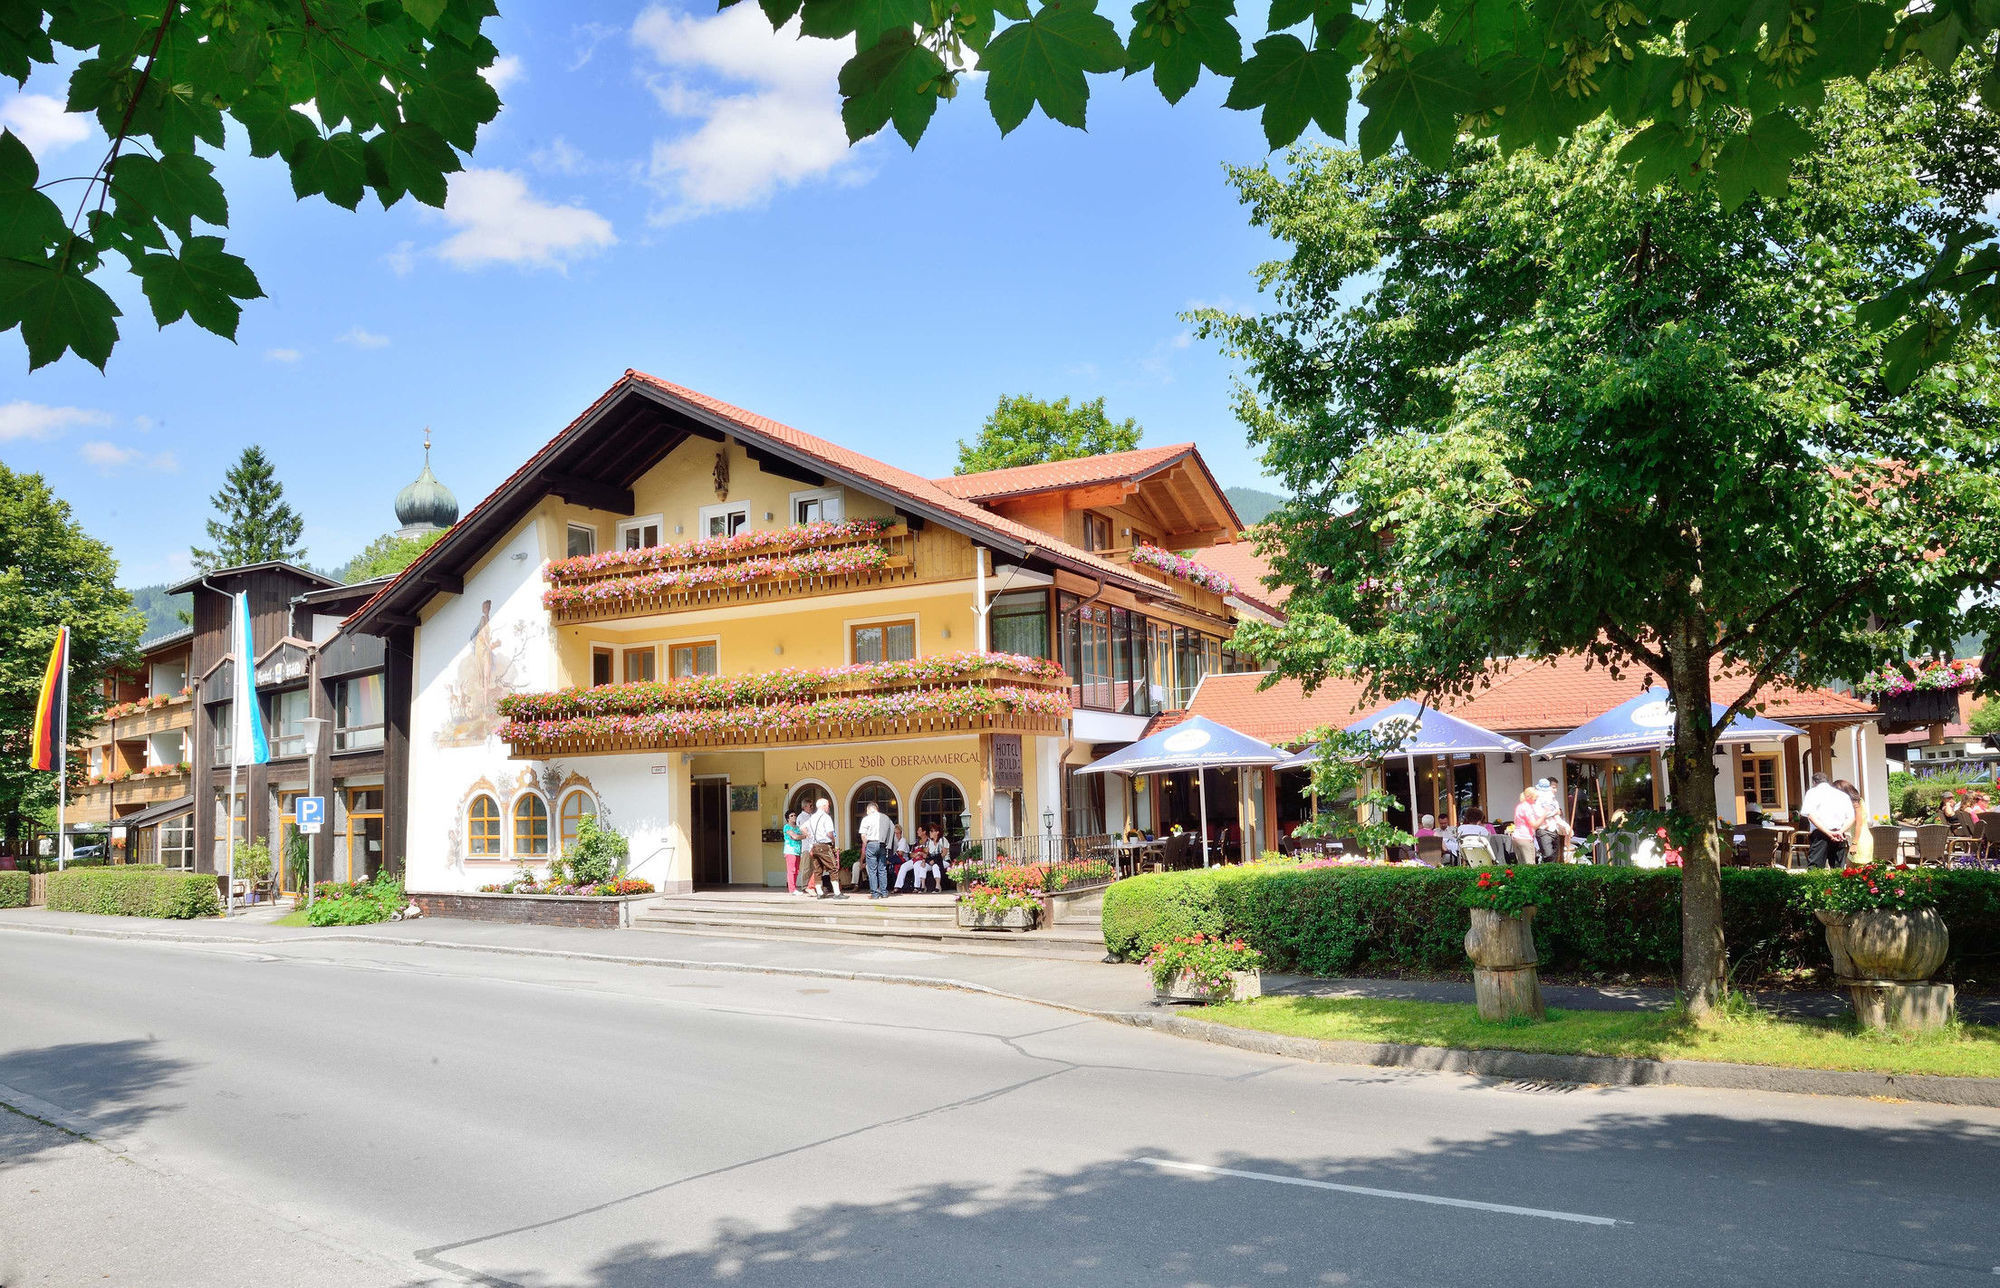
xmin=850 ymin=619 xmax=915 ymax=664
xmin=790 ymin=488 xmax=845 ymax=525
xmin=669 ymin=641 xmax=717 ymax=678
xmin=916 ymin=778 xmax=967 ymax=843
xmin=787 ymin=782 xmax=828 ymax=821
xmin=623 ymin=647 xmax=656 ymax=683
xmin=466 ymin=795 xmax=501 ymax=856
xmin=591 ymin=648 xmax=614 ymax=687
xmin=847 ymin=780 xmax=899 ymax=842
xmin=1740 ymin=755 xmax=1780 ymax=809
xmin=1082 ymin=512 xmax=1112 ymax=552
xmin=700 ymin=503 xmax=749 ymax=538
xmin=618 ymin=515 xmax=663 ymax=550
xmin=334 ymin=674 xmax=385 ymax=750
xmin=209 ymin=701 xmax=233 ymax=766
xmin=566 ymin=524 xmax=597 ymax=558
xmin=263 ymin=688 xmax=310 ymax=758
xmin=159 ymin=813 xmax=193 ymax=870
xmin=559 ymin=790 xmax=597 ymax=853
xmin=1065 ymin=765 xmax=1106 ymax=838
xmin=512 ymin=794 xmax=550 ymax=856
xmin=1060 ymin=595 xmax=1115 ymax=710
xmin=989 ymin=590 xmax=1050 ymax=659
xmin=212 ymin=787 xmax=245 ymax=864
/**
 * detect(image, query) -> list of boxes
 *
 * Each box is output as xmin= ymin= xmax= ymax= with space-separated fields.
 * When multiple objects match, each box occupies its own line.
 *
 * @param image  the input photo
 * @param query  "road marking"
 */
xmin=1139 ymin=1158 xmax=1627 ymax=1227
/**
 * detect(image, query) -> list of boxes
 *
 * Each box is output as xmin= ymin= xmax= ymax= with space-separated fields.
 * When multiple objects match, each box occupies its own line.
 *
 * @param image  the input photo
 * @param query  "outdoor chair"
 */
xmin=1742 ymin=829 xmax=1786 ymax=869
xmin=1869 ymin=825 xmax=1909 ymax=866
xmin=1415 ymin=836 xmax=1446 ymax=864
xmin=1913 ymin=824 xmax=1951 ymax=867
xmin=1948 ymin=826 xmax=1984 ymax=867
xmin=1161 ymin=833 xmax=1192 ymax=870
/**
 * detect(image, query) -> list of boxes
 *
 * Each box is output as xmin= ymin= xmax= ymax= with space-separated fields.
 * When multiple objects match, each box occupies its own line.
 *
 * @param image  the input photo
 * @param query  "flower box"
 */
xmin=1155 ymin=968 xmax=1262 ymax=1003
xmin=1877 ymin=688 xmax=1963 ymax=725
xmin=956 ymin=903 xmax=1038 ymax=931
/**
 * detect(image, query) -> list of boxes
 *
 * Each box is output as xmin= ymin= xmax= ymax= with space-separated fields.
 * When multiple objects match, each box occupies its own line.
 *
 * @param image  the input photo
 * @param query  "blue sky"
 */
xmin=2 ymin=2 xmax=1297 ymax=587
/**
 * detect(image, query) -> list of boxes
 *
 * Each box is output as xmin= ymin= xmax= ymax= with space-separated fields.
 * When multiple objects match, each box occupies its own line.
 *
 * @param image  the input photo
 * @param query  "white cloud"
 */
xmin=0 ymin=93 xmax=91 ymax=158
xmin=265 ymin=347 xmax=302 ymax=363
xmin=339 ymin=326 xmax=390 ymax=349
xmin=631 ymin=6 xmax=862 ymax=220
xmin=385 ymin=241 xmax=417 ymax=275
xmin=0 ymin=401 xmax=111 ymax=442
xmin=531 ymin=136 xmax=589 ymax=175
xmin=483 ymin=54 xmax=526 ymax=92
xmin=434 ymin=168 xmax=615 ymax=270
xmin=570 ymin=21 xmax=623 ymax=71
xmin=80 ymin=441 xmax=178 ymax=473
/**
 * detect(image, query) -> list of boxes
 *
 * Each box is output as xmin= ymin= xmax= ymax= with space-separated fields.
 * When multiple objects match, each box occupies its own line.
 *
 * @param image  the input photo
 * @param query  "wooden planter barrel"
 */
xmin=1815 ymin=907 xmax=1954 ymax=1032
xmin=1465 ymin=906 xmax=1546 ymax=1022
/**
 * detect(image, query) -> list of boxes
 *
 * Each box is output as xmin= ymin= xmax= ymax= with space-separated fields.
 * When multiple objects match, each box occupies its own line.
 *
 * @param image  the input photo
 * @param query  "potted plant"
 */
xmin=1145 ymin=934 xmax=1263 ymax=1003
xmin=1858 ymin=658 xmax=1982 ymax=725
xmin=1463 ymin=866 xmax=1546 ymax=1021
xmin=956 ymin=885 xmax=1040 ymax=930
xmin=1803 ymin=862 xmax=1954 ymax=1031
xmin=232 ymin=839 xmax=273 ymax=905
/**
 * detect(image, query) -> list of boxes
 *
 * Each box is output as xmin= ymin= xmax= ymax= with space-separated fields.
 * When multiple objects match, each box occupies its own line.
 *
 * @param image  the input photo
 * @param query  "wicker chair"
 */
xmin=1912 ymin=823 xmax=1952 ymax=867
xmin=1415 ymin=835 xmax=1446 ymax=864
xmin=1948 ymin=822 xmax=1986 ymax=867
xmin=1869 ymin=825 xmax=1909 ymax=866
xmin=1741 ymin=829 xmax=1786 ymax=868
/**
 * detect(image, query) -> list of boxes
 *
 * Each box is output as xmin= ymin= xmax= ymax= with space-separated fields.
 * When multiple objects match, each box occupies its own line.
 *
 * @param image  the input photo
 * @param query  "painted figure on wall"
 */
xmin=435 ymin=599 xmax=527 ymax=748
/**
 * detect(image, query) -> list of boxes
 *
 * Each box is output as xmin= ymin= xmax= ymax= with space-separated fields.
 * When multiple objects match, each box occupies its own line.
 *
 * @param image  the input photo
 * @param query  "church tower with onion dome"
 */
xmin=394 ymin=429 xmax=459 ymax=539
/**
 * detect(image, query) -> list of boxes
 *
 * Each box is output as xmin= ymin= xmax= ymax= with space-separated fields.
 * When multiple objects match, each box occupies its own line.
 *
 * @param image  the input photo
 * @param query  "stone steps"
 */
xmin=630 ymin=892 xmax=1108 ymax=960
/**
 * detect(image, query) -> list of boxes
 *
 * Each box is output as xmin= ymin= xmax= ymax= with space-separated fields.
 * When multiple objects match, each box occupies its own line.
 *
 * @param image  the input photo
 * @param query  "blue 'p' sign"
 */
xmin=295 ymin=796 xmax=326 ymax=832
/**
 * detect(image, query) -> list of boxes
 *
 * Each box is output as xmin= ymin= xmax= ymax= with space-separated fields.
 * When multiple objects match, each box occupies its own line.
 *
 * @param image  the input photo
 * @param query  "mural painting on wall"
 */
xmin=436 ymin=599 xmax=534 ymax=748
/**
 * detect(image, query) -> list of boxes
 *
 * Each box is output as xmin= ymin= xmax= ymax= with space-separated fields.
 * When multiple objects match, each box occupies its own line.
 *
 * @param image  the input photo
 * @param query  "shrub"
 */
xmin=1894 ymin=770 xmax=1988 ymax=820
xmin=1100 ymin=864 xmax=2000 ymax=985
xmin=232 ymin=839 xmax=273 ymax=887
xmin=306 ymin=874 xmax=405 ymax=926
xmin=0 ymin=871 xmax=29 ymax=908
xmin=44 ymin=868 xmax=221 ymax=919
xmin=567 ymin=816 xmax=629 ymax=886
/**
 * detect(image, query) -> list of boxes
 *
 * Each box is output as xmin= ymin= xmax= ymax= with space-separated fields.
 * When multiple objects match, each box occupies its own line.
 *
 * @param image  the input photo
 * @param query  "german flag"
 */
xmin=28 ymin=626 xmax=67 ymax=772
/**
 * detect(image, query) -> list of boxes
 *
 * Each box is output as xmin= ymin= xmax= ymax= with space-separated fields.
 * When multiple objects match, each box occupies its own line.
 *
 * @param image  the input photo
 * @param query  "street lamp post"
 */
xmin=301 ymin=716 xmax=329 ymax=907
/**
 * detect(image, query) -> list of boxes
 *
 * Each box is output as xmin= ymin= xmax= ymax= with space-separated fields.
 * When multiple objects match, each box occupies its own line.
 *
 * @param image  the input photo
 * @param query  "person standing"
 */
xmin=1509 ymin=788 xmax=1541 ymax=865
xmin=803 ymin=797 xmax=842 ymax=898
xmin=1532 ymin=779 xmax=1569 ymax=863
xmin=781 ymin=809 xmax=805 ymax=896
xmin=859 ymin=801 xmax=893 ymax=900
xmin=1801 ymin=772 xmax=1856 ymax=869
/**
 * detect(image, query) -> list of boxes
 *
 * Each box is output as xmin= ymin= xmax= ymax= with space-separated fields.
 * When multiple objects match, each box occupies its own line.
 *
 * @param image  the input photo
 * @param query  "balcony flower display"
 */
xmin=1129 ymin=544 xmax=1236 ymax=596
xmin=543 ymin=544 xmax=894 ymax=611
xmin=1856 ymin=658 xmax=1982 ymax=724
xmin=546 ymin=517 xmax=891 ymax=582
xmin=498 ymin=651 xmax=1066 ymax=722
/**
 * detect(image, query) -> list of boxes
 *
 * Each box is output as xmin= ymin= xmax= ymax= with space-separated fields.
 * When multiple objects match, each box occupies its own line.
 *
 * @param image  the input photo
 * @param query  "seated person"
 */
xmin=896 ymin=826 xmax=947 ymax=892
xmin=1457 ymin=808 xmax=1493 ymax=834
xmin=1416 ymin=813 xmax=1439 ymax=837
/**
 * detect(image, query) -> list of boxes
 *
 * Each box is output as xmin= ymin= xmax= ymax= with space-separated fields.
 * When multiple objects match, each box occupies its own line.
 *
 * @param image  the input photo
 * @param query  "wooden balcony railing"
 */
xmin=1104 ymin=547 xmax=1234 ymax=620
xmin=543 ymin=521 xmax=919 ymax=624
xmin=72 ymin=766 xmax=191 ymax=811
xmin=90 ymin=694 xmax=194 ymax=741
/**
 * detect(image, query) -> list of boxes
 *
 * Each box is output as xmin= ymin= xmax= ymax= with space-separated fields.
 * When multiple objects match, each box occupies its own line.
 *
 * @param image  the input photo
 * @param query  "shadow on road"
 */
xmin=0 ymin=1039 xmax=187 ymax=1163
xmin=432 ymin=1107 xmax=2000 ymax=1287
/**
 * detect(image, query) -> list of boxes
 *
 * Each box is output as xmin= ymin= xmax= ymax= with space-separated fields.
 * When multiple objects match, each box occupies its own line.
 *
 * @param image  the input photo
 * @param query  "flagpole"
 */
xmin=55 ymin=639 xmax=68 ymax=872
xmin=226 ymin=761 xmax=236 ymax=918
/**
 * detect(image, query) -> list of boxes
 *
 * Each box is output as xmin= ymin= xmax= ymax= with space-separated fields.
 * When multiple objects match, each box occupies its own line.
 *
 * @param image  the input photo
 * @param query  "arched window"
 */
xmin=512 ymin=794 xmax=550 ymax=856
xmin=467 ymin=794 xmax=501 ymax=856
xmin=847 ymin=779 xmax=899 ymax=844
xmin=558 ymin=790 xmax=597 ymax=853
xmin=916 ymin=777 xmax=967 ymax=843
xmin=786 ymin=782 xmax=827 ymax=820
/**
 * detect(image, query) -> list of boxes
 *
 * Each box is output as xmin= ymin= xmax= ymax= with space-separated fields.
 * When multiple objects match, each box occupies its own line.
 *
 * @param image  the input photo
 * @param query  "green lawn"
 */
xmin=271 ymin=908 xmax=311 ymax=927
xmin=1196 ymin=996 xmax=2000 ymax=1080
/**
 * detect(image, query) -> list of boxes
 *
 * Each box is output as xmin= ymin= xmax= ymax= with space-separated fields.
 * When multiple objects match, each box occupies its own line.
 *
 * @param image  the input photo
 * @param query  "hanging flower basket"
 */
xmin=1857 ymin=659 xmax=1980 ymax=724
xmin=1877 ymin=689 xmax=1963 ymax=725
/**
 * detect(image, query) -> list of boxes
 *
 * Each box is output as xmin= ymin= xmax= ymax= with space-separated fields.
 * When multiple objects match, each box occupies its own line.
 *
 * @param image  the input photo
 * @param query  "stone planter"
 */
xmin=1465 ymin=906 xmax=1546 ymax=1022
xmin=1155 ymin=968 xmax=1262 ymax=1004
xmin=956 ymin=902 xmax=1038 ymax=931
xmin=1815 ymin=907 xmax=1955 ymax=1032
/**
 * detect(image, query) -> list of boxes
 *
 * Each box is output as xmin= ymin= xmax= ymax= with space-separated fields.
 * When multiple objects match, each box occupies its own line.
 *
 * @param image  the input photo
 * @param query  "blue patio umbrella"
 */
xmin=1078 ymin=715 xmax=1285 ymax=865
xmin=1534 ymin=687 xmax=1805 ymax=759
xmin=1274 ymin=699 xmax=1528 ymax=832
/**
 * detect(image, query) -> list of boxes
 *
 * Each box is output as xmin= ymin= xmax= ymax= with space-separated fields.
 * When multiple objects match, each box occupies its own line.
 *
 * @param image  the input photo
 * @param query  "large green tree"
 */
xmin=0 ymin=466 xmax=143 ymax=851
xmin=1201 ymin=74 xmax=2000 ymax=1013
xmin=763 ymin=0 xmax=2000 ymax=386
xmin=2 ymin=0 xmax=500 ymax=371
xmin=190 ymin=445 xmax=305 ymax=571
xmin=956 ymin=393 xmax=1142 ymax=473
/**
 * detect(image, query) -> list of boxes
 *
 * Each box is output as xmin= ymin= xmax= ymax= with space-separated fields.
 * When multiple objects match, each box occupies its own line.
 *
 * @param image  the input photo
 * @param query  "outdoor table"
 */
xmin=1094 ymin=839 xmax=1164 ymax=877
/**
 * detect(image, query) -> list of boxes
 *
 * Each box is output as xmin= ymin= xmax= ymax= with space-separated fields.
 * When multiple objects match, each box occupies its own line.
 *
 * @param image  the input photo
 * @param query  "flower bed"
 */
xmin=478 ymin=876 xmax=655 ymax=896
xmin=504 ymin=683 xmax=1070 ymax=753
xmin=543 ymin=544 xmax=894 ymax=611
xmin=546 ymin=518 xmax=892 ymax=581
xmin=499 ymin=652 xmax=1064 ymax=722
xmin=100 ymin=690 xmax=192 ymax=721
xmin=1129 ymin=544 xmax=1236 ymax=596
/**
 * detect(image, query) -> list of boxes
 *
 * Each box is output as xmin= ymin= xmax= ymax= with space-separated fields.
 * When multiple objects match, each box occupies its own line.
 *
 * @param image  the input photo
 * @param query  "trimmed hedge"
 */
xmin=45 ymin=867 xmax=221 ymax=919
xmin=0 ymin=871 xmax=28 ymax=908
xmin=1101 ymin=865 xmax=2000 ymax=985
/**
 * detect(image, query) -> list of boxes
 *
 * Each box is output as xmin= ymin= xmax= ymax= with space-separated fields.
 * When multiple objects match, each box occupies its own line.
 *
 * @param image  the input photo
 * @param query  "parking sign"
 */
xmin=295 ymin=796 xmax=326 ymax=835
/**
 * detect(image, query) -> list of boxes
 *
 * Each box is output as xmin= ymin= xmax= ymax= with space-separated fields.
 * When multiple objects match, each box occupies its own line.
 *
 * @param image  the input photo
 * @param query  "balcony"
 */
xmin=543 ymin=519 xmax=923 ymax=625
xmin=500 ymin=652 xmax=1070 ymax=757
xmin=94 ymin=692 xmax=194 ymax=739
xmin=1105 ymin=546 xmax=1234 ymax=621
xmin=72 ymin=765 xmax=192 ymax=812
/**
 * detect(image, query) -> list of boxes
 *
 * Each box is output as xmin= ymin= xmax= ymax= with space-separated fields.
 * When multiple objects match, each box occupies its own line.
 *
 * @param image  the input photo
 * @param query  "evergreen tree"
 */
xmin=0 ymin=467 xmax=144 ymax=852
xmin=190 ymin=447 xmax=306 ymax=572
xmin=955 ymin=395 xmax=1141 ymax=474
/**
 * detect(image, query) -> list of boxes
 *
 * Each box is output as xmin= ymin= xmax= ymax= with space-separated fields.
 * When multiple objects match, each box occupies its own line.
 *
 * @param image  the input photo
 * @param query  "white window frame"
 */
xmin=844 ymin=612 xmax=921 ymax=666
xmin=698 ymin=502 xmax=751 ymax=539
xmin=617 ymin=514 xmax=665 ymax=550
xmin=789 ymin=487 xmax=845 ymax=526
xmin=664 ymin=635 xmax=722 ymax=679
xmin=566 ymin=522 xmax=598 ymax=559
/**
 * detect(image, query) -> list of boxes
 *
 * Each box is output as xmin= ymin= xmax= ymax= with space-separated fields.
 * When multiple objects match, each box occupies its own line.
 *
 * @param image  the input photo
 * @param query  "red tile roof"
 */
xmin=1185 ymin=655 xmax=1877 ymax=747
xmin=934 ymin=443 xmax=1196 ymax=500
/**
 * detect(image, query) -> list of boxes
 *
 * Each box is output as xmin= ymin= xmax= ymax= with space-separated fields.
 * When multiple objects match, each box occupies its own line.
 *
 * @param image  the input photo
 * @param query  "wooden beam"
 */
xmin=894 ymin=508 xmax=927 ymax=532
xmin=375 ymin=612 xmax=421 ymax=630
xmin=743 ymin=445 xmax=824 ymax=487
xmin=1065 ymin=483 xmax=1128 ymax=510
xmin=424 ymin=570 xmax=464 ymax=595
xmin=545 ymin=471 xmax=634 ymax=515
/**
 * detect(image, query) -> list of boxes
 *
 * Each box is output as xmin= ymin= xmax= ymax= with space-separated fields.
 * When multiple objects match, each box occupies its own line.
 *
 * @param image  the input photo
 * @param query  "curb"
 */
xmin=8 ymin=919 xmax=1999 ymax=1109
xmin=1117 ymin=1011 xmax=2000 ymax=1109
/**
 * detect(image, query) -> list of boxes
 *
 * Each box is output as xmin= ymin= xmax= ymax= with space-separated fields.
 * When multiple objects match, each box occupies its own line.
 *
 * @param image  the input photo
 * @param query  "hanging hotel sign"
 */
xmin=256 ymin=643 xmax=309 ymax=688
xmin=990 ymin=734 xmax=1022 ymax=791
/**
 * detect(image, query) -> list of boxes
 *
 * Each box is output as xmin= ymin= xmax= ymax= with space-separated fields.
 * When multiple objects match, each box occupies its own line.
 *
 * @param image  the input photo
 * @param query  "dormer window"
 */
xmin=791 ymin=487 xmax=844 ymax=525
xmin=1083 ymin=512 xmax=1112 ymax=552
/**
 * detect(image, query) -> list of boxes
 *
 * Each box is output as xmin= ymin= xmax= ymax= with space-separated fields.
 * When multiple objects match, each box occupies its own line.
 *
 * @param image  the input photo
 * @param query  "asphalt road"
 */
xmin=2 ymin=931 xmax=1997 ymax=1287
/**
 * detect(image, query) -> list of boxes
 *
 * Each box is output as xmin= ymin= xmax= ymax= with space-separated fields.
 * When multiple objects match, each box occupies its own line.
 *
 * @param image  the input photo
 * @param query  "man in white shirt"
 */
xmin=802 ymin=798 xmax=842 ymax=898
xmin=1801 ymin=773 xmax=1856 ymax=869
xmin=858 ymin=801 xmax=894 ymax=899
